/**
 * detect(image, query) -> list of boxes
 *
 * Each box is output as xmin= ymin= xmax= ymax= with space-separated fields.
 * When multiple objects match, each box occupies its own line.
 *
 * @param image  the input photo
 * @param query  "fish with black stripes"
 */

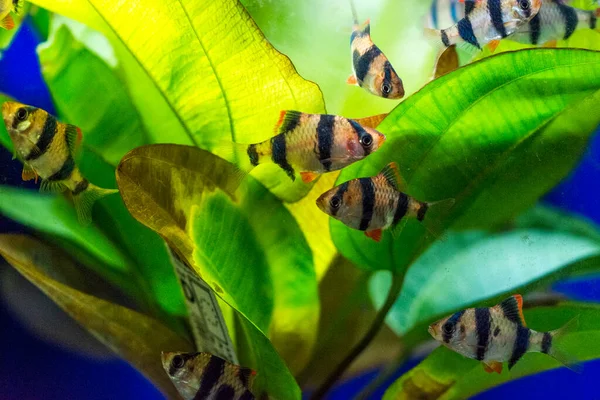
xmin=424 ymin=0 xmax=543 ymax=54
xmin=2 ymin=101 xmax=118 ymax=224
xmin=428 ymin=295 xmax=581 ymax=374
xmin=509 ymin=0 xmax=600 ymax=47
xmin=162 ymin=351 xmax=256 ymax=400
xmin=245 ymin=110 xmax=386 ymax=183
xmin=315 ymin=162 xmax=454 ymax=242
xmin=0 ymin=0 xmax=20 ymax=30
xmin=346 ymin=0 xmax=404 ymax=99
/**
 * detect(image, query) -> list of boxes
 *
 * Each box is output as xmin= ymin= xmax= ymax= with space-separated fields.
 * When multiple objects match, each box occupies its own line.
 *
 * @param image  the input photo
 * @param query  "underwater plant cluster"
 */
xmin=1 ymin=0 xmax=600 ymax=399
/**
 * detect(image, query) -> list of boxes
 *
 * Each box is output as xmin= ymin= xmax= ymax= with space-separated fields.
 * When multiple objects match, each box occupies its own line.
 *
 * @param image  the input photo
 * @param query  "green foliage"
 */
xmin=1 ymin=0 xmax=600 ymax=398
xmin=370 ymin=206 xmax=600 ymax=337
xmin=384 ymin=303 xmax=600 ymax=400
xmin=332 ymin=48 xmax=600 ymax=274
xmin=0 ymin=234 xmax=194 ymax=400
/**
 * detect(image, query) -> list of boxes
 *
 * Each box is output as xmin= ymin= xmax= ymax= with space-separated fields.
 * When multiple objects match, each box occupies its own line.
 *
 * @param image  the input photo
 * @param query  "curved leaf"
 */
xmin=384 ymin=303 xmax=600 ymax=400
xmin=29 ymin=0 xmax=326 ymax=202
xmin=0 ymin=234 xmax=194 ymax=400
xmin=117 ymin=144 xmax=317 ymax=398
xmin=370 ymin=206 xmax=600 ymax=337
xmin=332 ymin=49 xmax=600 ymax=273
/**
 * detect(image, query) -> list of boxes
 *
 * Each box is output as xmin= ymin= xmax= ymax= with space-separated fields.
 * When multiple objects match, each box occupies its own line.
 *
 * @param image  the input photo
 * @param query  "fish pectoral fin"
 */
xmin=40 ymin=180 xmax=67 ymax=194
xmin=347 ymin=74 xmax=358 ymax=85
xmin=22 ymin=164 xmax=39 ymax=183
xmin=365 ymin=228 xmax=383 ymax=242
xmin=300 ymin=171 xmax=319 ymax=184
xmin=483 ymin=361 xmax=503 ymax=374
xmin=488 ymin=40 xmax=501 ymax=54
xmin=0 ymin=14 xmax=15 ymax=30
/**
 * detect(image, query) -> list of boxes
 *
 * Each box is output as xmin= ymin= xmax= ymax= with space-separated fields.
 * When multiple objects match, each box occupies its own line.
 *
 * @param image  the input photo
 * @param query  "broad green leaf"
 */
xmin=28 ymin=0 xmax=326 ymax=202
xmin=117 ymin=144 xmax=317 ymax=398
xmin=369 ymin=206 xmax=600 ymax=337
xmin=0 ymin=186 xmax=129 ymax=274
xmin=37 ymin=20 xmax=147 ymax=166
xmin=332 ymin=49 xmax=600 ymax=273
xmin=285 ymin=172 xmax=339 ymax=281
xmin=0 ymin=234 xmax=194 ymax=400
xmin=384 ymin=303 xmax=600 ymax=400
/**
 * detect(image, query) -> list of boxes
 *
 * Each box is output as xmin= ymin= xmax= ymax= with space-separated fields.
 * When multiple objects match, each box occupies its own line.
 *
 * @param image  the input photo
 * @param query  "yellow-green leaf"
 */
xmin=117 ymin=144 xmax=316 ymax=398
xmin=0 ymin=234 xmax=194 ymax=400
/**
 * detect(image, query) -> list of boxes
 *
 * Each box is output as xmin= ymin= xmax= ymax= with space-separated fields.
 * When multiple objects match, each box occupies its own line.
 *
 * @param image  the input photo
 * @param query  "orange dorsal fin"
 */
xmin=378 ymin=162 xmax=403 ymax=191
xmin=300 ymin=171 xmax=319 ymax=184
xmin=1 ymin=14 xmax=14 ymax=30
xmin=365 ymin=229 xmax=382 ymax=242
xmin=499 ymin=294 xmax=526 ymax=327
xmin=274 ymin=110 xmax=302 ymax=135
xmin=488 ymin=39 xmax=500 ymax=54
xmin=483 ymin=361 xmax=503 ymax=374
xmin=347 ymin=74 xmax=358 ymax=85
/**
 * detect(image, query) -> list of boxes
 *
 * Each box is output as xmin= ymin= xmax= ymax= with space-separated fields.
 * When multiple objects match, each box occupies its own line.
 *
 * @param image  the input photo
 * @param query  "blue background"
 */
xmin=1 ymin=20 xmax=599 ymax=400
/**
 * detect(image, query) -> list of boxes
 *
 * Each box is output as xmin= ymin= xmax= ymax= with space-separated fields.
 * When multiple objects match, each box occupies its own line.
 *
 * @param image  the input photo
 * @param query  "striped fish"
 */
xmin=510 ymin=0 xmax=600 ymax=46
xmin=246 ymin=111 xmax=386 ymax=183
xmin=424 ymin=0 xmax=543 ymax=53
xmin=315 ymin=162 xmax=454 ymax=242
xmin=428 ymin=295 xmax=581 ymax=373
xmin=0 ymin=0 xmax=19 ymax=30
xmin=347 ymin=0 xmax=404 ymax=99
xmin=2 ymin=101 xmax=118 ymax=224
xmin=162 ymin=352 xmax=256 ymax=400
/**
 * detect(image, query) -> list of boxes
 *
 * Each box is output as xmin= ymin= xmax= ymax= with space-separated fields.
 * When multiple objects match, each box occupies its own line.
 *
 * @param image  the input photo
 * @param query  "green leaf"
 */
xmin=332 ymin=49 xmax=600 ymax=273
xmin=0 ymin=234 xmax=194 ymax=400
xmin=370 ymin=206 xmax=600 ymax=337
xmin=28 ymin=0 xmax=326 ymax=202
xmin=0 ymin=186 xmax=129 ymax=274
xmin=37 ymin=19 xmax=148 ymax=166
xmin=383 ymin=303 xmax=600 ymax=400
xmin=117 ymin=144 xmax=317 ymax=398
xmin=0 ymin=3 xmax=30 ymax=54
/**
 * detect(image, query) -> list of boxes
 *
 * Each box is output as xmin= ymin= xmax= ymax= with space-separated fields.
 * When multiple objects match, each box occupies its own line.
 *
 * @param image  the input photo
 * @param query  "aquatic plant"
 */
xmin=1 ymin=0 xmax=600 ymax=399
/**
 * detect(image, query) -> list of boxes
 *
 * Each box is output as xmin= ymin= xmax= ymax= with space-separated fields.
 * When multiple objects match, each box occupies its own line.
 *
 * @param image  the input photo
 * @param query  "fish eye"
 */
xmin=16 ymin=108 xmax=28 ymax=122
xmin=442 ymin=323 xmax=453 ymax=335
xmin=360 ymin=134 xmax=373 ymax=148
xmin=330 ymin=196 xmax=341 ymax=210
xmin=519 ymin=0 xmax=529 ymax=9
xmin=171 ymin=355 xmax=185 ymax=370
xmin=381 ymin=83 xmax=392 ymax=95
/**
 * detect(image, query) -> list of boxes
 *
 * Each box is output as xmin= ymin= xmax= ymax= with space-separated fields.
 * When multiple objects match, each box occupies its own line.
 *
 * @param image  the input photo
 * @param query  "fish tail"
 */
xmin=424 ymin=27 xmax=450 ymax=53
xmin=420 ymin=197 xmax=456 ymax=240
xmin=72 ymin=181 xmax=118 ymax=225
xmin=202 ymin=140 xmax=259 ymax=173
xmin=544 ymin=316 xmax=583 ymax=373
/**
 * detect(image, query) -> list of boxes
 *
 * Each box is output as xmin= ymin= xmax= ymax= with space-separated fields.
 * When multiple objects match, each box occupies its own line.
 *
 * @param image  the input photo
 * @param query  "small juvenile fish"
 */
xmin=429 ymin=295 xmax=581 ymax=374
xmin=425 ymin=0 xmax=543 ymax=54
xmin=2 ymin=101 xmax=118 ymax=224
xmin=347 ymin=0 xmax=404 ymax=99
xmin=246 ymin=110 xmax=386 ymax=183
xmin=509 ymin=0 xmax=600 ymax=46
xmin=316 ymin=162 xmax=453 ymax=242
xmin=0 ymin=0 xmax=19 ymax=30
xmin=162 ymin=351 xmax=256 ymax=400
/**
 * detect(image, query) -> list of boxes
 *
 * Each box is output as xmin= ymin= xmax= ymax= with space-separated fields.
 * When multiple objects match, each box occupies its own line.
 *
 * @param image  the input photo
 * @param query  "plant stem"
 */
xmin=310 ymin=272 xmax=405 ymax=400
